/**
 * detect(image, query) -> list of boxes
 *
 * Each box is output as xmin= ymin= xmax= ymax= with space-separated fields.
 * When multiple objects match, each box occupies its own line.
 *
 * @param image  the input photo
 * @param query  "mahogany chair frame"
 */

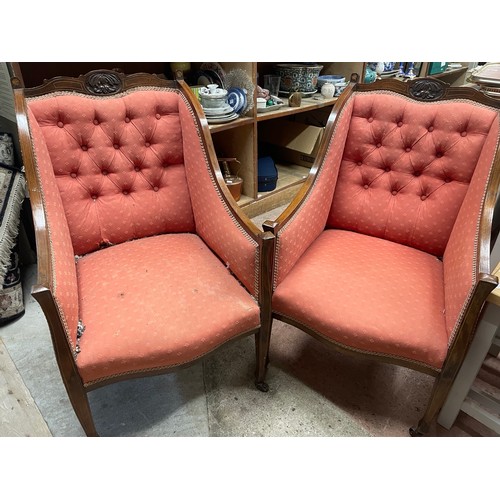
xmin=263 ymin=75 xmax=500 ymax=436
xmin=11 ymin=69 xmax=274 ymax=436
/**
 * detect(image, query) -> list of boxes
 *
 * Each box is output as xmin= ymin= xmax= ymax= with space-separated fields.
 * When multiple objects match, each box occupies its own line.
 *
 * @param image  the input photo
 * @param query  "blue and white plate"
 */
xmin=227 ymin=87 xmax=247 ymax=115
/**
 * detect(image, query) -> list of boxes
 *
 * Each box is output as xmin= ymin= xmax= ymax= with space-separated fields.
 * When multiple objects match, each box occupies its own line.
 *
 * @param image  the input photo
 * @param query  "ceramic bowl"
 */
xmin=317 ymin=75 xmax=345 ymax=89
xmin=275 ymin=64 xmax=324 ymax=93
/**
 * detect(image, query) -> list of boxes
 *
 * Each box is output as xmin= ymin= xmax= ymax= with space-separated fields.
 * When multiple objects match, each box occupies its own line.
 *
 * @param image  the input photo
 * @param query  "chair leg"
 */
xmin=255 ymin=318 xmax=273 ymax=393
xmin=409 ymin=372 xmax=454 ymax=436
xmin=65 ymin=379 xmax=99 ymax=436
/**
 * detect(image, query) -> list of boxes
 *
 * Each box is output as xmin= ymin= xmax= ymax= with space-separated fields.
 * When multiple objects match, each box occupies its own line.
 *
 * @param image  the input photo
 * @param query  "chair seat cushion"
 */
xmin=272 ymin=230 xmax=448 ymax=370
xmin=75 ymin=233 xmax=260 ymax=386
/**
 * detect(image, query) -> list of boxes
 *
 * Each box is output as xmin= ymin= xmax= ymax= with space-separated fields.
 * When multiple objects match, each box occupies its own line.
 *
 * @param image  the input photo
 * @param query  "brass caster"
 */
xmin=255 ymin=381 xmax=269 ymax=392
xmin=409 ymin=426 xmax=423 ymax=437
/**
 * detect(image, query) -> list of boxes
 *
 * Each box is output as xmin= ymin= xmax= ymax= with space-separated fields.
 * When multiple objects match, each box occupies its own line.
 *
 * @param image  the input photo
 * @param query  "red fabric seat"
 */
xmin=76 ymin=233 xmax=260 ymax=386
xmin=273 ymin=230 xmax=447 ymax=369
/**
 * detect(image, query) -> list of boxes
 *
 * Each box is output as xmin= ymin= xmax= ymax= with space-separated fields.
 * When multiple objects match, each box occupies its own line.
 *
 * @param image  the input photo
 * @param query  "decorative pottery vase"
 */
xmin=364 ymin=67 xmax=377 ymax=83
xmin=321 ymin=82 xmax=336 ymax=98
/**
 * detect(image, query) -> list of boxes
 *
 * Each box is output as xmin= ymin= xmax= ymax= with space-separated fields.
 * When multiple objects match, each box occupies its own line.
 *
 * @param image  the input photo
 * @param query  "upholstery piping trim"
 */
xmin=275 ymin=311 xmax=442 ymax=373
xmin=81 ymin=325 xmax=259 ymax=388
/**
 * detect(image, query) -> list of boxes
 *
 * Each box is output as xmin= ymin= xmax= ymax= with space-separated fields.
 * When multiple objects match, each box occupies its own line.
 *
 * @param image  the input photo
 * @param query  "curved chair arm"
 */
xmin=14 ymin=89 xmax=80 ymax=357
xmin=432 ymin=115 xmax=500 ymax=417
xmin=178 ymin=80 xmax=270 ymax=302
xmin=263 ymin=81 xmax=357 ymax=289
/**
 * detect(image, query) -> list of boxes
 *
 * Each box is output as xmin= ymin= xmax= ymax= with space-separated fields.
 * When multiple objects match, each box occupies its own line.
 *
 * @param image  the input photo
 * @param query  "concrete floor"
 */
xmin=0 ymin=206 xmax=497 ymax=437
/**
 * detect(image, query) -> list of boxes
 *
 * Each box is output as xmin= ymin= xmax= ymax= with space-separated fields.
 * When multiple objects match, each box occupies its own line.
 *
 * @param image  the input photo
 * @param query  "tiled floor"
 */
xmin=0 ymin=205 xmax=497 ymax=437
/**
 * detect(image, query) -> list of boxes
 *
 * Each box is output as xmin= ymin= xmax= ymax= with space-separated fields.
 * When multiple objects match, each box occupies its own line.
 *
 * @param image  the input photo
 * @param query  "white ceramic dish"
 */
xmin=257 ymin=103 xmax=286 ymax=113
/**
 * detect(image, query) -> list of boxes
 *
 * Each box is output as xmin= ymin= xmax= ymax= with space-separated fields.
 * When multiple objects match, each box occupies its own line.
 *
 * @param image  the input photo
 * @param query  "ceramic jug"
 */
xmin=321 ymin=82 xmax=336 ymax=98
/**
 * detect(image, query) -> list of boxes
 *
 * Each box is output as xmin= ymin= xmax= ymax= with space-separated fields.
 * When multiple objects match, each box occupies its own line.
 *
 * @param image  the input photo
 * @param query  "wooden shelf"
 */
xmin=209 ymin=116 xmax=254 ymax=133
xmin=256 ymin=95 xmax=338 ymax=122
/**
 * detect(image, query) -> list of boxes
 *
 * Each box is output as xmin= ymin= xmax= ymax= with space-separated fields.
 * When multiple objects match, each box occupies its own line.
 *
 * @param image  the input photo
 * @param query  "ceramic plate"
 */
xmin=227 ymin=88 xmax=243 ymax=113
xmin=207 ymin=113 xmax=239 ymax=123
xmin=200 ymin=63 xmax=226 ymax=86
xmin=203 ymin=105 xmax=234 ymax=116
xmin=257 ymin=103 xmax=286 ymax=113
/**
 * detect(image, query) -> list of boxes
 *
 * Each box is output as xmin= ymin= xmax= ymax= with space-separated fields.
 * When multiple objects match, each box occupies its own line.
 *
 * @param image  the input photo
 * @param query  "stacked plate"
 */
xmin=203 ymin=103 xmax=239 ymax=124
xmin=226 ymin=87 xmax=248 ymax=115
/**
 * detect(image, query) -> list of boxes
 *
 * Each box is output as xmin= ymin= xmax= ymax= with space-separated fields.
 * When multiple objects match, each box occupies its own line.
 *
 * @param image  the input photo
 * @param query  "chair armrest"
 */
xmin=443 ymin=117 xmax=500 ymax=345
xmin=267 ymin=87 xmax=356 ymax=289
xmin=178 ymin=82 xmax=265 ymax=300
xmin=17 ymin=98 xmax=80 ymax=352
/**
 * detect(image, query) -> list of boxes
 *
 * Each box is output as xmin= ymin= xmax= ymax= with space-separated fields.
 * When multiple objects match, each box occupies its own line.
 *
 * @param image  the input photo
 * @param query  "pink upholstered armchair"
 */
xmin=12 ymin=69 xmax=273 ymax=436
xmin=262 ymin=75 xmax=500 ymax=435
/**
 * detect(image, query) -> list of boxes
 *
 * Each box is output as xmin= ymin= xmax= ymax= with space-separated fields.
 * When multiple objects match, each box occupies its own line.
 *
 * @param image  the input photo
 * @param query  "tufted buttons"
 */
xmin=57 ymin=121 xmax=64 ymax=128
xmin=405 ymin=147 xmax=411 ymax=153
xmin=102 ymin=169 xmax=108 ymax=176
xmin=81 ymin=145 xmax=88 ymax=151
xmin=113 ymin=143 xmax=120 ymax=149
xmin=70 ymin=172 xmax=77 ymax=178
xmin=91 ymin=194 xmax=98 ymax=200
xmin=153 ymin=186 xmax=159 ymax=192
xmin=414 ymin=171 xmax=421 ymax=177
xmin=376 ymin=142 xmax=382 ymax=148
xmin=125 ymin=117 xmax=131 ymax=123
xmin=122 ymin=190 xmax=129 ymax=195
xmin=461 ymin=131 xmax=467 ymax=137
xmin=445 ymin=177 xmax=451 ymax=183
xmin=155 ymin=113 xmax=161 ymax=120
xmin=397 ymin=121 xmax=403 ymax=127
xmin=357 ymin=161 xmax=362 ymax=166
xmin=421 ymin=195 xmax=427 ymax=201
xmin=368 ymin=117 xmax=374 ymax=123
xmin=384 ymin=167 xmax=390 ymax=172
xmin=93 ymin=119 xmax=99 ymax=125
xmin=145 ymin=142 xmax=151 ymax=147
xmin=436 ymin=152 xmax=443 ymax=158
xmin=391 ymin=190 xmax=398 ymax=196
xmin=428 ymin=126 xmax=434 ymax=132
xmin=134 ymin=166 xmax=141 ymax=172
xmin=363 ymin=184 xmax=369 ymax=189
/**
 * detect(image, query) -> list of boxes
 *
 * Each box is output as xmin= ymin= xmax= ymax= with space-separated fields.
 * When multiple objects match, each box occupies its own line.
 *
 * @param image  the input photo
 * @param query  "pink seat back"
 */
xmin=327 ymin=91 xmax=499 ymax=256
xmin=27 ymin=89 xmax=195 ymax=256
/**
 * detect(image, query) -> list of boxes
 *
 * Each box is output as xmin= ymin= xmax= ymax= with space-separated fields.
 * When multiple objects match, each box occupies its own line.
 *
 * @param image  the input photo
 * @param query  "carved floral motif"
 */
xmin=409 ymin=79 xmax=445 ymax=101
xmin=85 ymin=72 xmax=122 ymax=95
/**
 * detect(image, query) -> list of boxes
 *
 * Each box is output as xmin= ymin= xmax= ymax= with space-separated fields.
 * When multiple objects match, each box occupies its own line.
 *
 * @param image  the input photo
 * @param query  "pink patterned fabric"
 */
xmin=27 ymin=109 xmax=79 ymax=348
xmin=444 ymin=118 xmax=500 ymax=341
xmin=273 ymin=230 xmax=448 ymax=369
xmin=274 ymin=97 xmax=355 ymax=288
xmin=327 ymin=93 xmax=498 ymax=256
xmin=27 ymin=90 xmax=195 ymax=256
xmin=75 ymin=233 xmax=260 ymax=386
xmin=178 ymin=100 xmax=259 ymax=298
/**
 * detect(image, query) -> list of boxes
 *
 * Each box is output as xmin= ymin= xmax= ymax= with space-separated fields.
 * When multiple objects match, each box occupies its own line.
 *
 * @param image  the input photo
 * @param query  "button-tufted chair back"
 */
xmin=327 ymin=91 xmax=500 ymax=256
xmin=27 ymin=90 xmax=196 ymax=255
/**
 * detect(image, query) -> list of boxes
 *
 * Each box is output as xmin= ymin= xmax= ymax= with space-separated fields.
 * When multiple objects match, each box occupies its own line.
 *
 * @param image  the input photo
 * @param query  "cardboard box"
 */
xmin=260 ymin=120 xmax=324 ymax=168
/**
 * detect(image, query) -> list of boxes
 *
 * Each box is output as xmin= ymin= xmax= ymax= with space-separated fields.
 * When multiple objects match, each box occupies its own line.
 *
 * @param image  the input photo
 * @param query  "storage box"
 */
xmin=260 ymin=120 xmax=324 ymax=168
xmin=258 ymin=156 xmax=278 ymax=192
